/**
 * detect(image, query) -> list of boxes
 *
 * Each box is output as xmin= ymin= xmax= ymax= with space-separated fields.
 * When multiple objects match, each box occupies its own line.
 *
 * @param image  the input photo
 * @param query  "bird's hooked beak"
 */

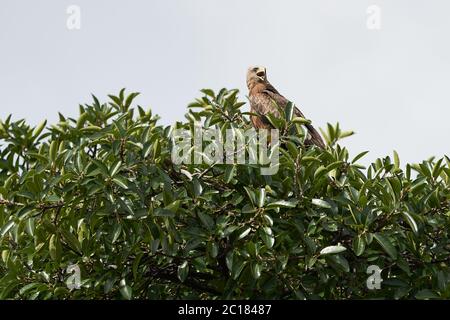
xmin=247 ymin=66 xmax=268 ymax=90
xmin=255 ymin=66 xmax=266 ymax=81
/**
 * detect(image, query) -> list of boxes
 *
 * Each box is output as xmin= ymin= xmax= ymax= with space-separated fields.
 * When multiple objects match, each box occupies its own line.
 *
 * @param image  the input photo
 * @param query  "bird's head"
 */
xmin=247 ymin=66 xmax=267 ymax=89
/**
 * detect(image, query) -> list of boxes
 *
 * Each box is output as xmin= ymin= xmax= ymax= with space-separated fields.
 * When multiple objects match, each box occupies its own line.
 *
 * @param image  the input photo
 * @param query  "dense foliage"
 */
xmin=0 ymin=89 xmax=449 ymax=299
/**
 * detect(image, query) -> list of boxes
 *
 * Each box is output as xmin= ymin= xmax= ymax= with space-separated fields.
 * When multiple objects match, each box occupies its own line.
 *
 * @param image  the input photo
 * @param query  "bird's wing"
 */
xmin=263 ymin=86 xmax=326 ymax=149
xmin=263 ymin=83 xmax=287 ymax=107
xmin=293 ymin=106 xmax=326 ymax=149
xmin=249 ymin=92 xmax=281 ymax=128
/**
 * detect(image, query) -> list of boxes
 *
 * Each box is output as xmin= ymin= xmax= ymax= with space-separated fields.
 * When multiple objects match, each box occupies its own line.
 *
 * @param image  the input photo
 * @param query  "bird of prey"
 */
xmin=246 ymin=66 xmax=325 ymax=149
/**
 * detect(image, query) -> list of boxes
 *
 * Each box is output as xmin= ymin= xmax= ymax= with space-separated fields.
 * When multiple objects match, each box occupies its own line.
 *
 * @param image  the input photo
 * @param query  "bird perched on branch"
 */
xmin=246 ymin=66 xmax=325 ymax=149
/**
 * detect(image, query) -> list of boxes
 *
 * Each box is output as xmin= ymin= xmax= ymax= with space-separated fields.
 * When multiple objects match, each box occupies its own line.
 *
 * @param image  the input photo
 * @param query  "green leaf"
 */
xmin=351 ymin=151 xmax=369 ymax=164
xmin=60 ymin=230 xmax=82 ymax=255
xmin=231 ymin=259 xmax=247 ymax=280
xmin=373 ymin=233 xmax=397 ymax=260
xmin=111 ymin=224 xmax=122 ymax=244
xmin=207 ymin=242 xmax=219 ymax=258
xmin=32 ymin=120 xmax=47 ymax=139
xmin=193 ymin=178 xmax=203 ymax=197
xmin=49 ymin=234 xmax=59 ymax=261
xmin=267 ymin=200 xmax=298 ymax=208
xmin=432 ymin=158 xmax=443 ymax=179
xmin=339 ymin=130 xmax=354 ymax=139
xmin=154 ymin=208 xmax=175 ymax=217
xmin=224 ymin=165 xmax=236 ymax=183
xmin=291 ymin=117 xmax=311 ymax=125
xmin=393 ymin=150 xmax=400 ymax=170
xmin=119 ymin=283 xmax=132 ymax=300
xmin=165 ymin=200 xmax=180 ymax=213
xmin=285 ymin=102 xmax=294 ymax=122
xmin=312 ymin=198 xmax=332 ymax=209
xmin=19 ymin=283 xmax=41 ymax=295
xmin=80 ymin=125 xmax=102 ymax=132
xmin=262 ymin=214 xmax=273 ymax=227
xmin=402 ymin=212 xmax=418 ymax=234
xmin=237 ymin=227 xmax=251 ymax=240
xmin=251 ymin=263 xmax=262 ymax=279
xmin=415 ymin=289 xmax=439 ymax=300
xmin=243 ymin=186 xmax=256 ymax=205
xmin=352 ymin=235 xmax=366 ymax=256
xmin=325 ymin=254 xmax=350 ymax=273
xmin=124 ymin=92 xmax=140 ymax=109
xmin=92 ymin=159 xmax=110 ymax=177
xmin=109 ymin=160 xmax=122 ymax=177
xmin=132 ymin=252 xmax=144 ymax=280
xmin=112 ymin=176 xmax=128 ymax=189
xmin=177 ymin=261 xmax=189 ymax=282
xmin=320 ymin=245 xmax=347 ymax=255
xmin=201 ymin=89 xmax=215 ymax=97
xmin=0 ymin=220 xmax=15 ymax=238
xmin=180 ymin=169 xmax=193 ymax=181
xmin=198 ymin=212 xmax=214 ymax=230
xmin=225 ymin=252 xmax=234 ymax=272
xmin=76 ymin=112 xmax=88 ymax=128
xmin=256 ymin=188 xmax=266 ymax=208
xmin=49 ymin=140 xmax=58 ymax=163
xmin=46 ymin=194 xmax=60 ymax=203
xmin=259 ymin=227 xmax=275 ymax=248
xmin=25 ymin=218 xmax=35 ymax=237
xmin=314 ymin=166 xmax=327 ymax=179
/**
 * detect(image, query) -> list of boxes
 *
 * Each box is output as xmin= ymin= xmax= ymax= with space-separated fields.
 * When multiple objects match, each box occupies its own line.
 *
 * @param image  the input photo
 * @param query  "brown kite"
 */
xmin=247 ymin=66 xmax=325 ymax=149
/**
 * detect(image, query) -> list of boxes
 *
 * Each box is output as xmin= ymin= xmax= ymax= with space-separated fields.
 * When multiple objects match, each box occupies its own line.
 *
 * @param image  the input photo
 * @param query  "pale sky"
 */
xmin=1 ymin=0 xmax=449 ymax=165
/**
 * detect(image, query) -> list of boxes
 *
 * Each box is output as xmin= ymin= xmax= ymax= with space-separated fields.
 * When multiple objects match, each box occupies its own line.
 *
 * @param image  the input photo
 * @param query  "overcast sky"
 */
xmin=1 ymin=0 xmax=449 ymax=165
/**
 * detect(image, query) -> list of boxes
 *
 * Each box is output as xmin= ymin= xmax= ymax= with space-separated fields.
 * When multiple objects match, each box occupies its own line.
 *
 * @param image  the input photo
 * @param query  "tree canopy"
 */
xmin=0 ymin=89 xmax=449 ymax=299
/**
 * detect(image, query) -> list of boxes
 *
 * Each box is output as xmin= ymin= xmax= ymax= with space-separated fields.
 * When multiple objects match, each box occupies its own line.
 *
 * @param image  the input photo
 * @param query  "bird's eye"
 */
xmin=253 ymin=68 xmax=259 ymax=72
xmin=256 ymin=71 xmax=265 ymax=77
